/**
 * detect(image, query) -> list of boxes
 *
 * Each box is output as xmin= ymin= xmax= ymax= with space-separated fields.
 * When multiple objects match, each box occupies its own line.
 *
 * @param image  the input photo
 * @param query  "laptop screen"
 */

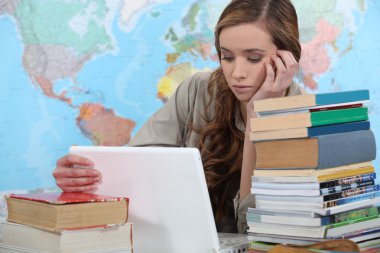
xmin=69 ymin=146 xmax=221 ymax=253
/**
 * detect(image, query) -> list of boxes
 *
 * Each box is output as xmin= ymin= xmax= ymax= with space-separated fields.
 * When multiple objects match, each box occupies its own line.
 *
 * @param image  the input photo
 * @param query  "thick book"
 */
xmin=5 ymin=192 xmax=128 ymax=232
xmin=253 ymin=90 xmax=369 ymax=113
xmin=255 ymin=192 xmax=380 ymax=216
xmin=250 ymin=120 xmax=370 ymax=142
xmin=251 ymin=106 xmax=368 ymax=132
xmin=247 ymin=216 xmax=380 ymax=239
xmin=253 ymin=162 xmax=374 ymax=179
xmin=1 ymin=221 xmax=133 ymax=253
xmin=247 ymin=206 xmax=380 ymax=227
xmin=255 ymin=130 xmax=376 ymax=169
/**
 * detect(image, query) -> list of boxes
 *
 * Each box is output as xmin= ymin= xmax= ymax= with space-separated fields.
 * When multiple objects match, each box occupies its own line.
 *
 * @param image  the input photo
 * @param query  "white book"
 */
xmin=247 ymin=213 xmax=328 ymax=227
xmin=251 ymin=188 xmax=320 ymax=196
xmin=1 ymin=221 xmax=133 ymax=253
xmin=252 ymin=182 xmax=320 ymax=190
xmin=255 ymin=194 xmax=324 ymax=203
xmin=248 ymin=217 xmax=380 ymax=239
xmin=255 ymin=197 xmax=380 ymax=216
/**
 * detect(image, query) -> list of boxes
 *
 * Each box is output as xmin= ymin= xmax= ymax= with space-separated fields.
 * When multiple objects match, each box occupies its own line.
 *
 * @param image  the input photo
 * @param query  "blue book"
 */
xmin=309 ymin=120 xmax=370 ymax=136
xmin=255 ymin=129 xmax=376 ymax=170
xmin=254 ymin=89 xmax=369 ymax=113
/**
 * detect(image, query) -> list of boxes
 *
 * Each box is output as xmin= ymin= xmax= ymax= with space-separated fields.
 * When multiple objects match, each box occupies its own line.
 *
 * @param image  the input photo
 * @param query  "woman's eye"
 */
xmin=221 ymin=56 xmax=234 ymax=62
xmin=248 ymin=57 xmax=262 ymax=63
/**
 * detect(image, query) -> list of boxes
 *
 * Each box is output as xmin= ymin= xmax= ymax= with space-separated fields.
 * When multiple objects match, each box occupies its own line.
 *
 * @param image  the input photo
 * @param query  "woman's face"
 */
xmin=219 ymin=22 xmax=277 ymax=103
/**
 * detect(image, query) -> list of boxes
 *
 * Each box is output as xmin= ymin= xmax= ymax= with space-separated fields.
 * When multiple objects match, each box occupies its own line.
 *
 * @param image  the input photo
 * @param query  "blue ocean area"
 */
xmin=76 ymin=2 xmax=192 ymax=135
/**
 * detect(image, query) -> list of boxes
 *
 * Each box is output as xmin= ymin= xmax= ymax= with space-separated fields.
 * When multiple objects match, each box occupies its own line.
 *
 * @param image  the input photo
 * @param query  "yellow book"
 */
xmin=253 ymin=162 xmax=374 ymax=182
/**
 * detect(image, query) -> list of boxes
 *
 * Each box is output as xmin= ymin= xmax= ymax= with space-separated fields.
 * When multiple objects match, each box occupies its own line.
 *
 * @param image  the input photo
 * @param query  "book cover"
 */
xmin=6 ymin=192 xmax=129 ymax=232
xmin=255 ymin=130 xmax=376 ymax=169
xmin=8 ymin=192 xmax=127 ymax=205
xmin=253 ymin=90 xmax=369 ymax=113
xmin=251 ymin=107 xmax=368 ymax=132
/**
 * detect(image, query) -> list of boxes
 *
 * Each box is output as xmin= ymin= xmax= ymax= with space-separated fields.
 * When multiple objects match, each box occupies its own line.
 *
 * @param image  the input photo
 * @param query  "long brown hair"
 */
xmin=197 ymin=0 xmax=301 ymax=229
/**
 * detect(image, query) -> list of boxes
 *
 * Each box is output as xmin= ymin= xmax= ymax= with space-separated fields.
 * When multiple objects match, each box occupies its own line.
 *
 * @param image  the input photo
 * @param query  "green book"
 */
xmin=251 ymin=107 xmax=368 ymax=132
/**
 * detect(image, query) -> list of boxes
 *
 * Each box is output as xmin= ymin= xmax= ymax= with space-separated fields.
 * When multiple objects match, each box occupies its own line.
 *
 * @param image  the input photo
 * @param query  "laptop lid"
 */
xmin=69 ymin=146 xmax=221 ymax=253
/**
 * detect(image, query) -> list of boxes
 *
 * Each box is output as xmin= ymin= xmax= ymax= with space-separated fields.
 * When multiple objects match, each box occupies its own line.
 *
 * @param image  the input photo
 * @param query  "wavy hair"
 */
xmin=197 ymin=0 xmax=301 ymax=229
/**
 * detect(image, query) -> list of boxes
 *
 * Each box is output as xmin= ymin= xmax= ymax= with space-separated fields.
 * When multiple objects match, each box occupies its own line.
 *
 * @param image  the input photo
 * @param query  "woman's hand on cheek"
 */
xmin=252 ymin=50 xmax=298 ymax=102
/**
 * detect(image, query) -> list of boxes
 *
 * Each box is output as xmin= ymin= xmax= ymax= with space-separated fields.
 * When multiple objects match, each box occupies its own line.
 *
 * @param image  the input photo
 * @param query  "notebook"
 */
xmin=69 ymin=146 xmax=249 ymax=253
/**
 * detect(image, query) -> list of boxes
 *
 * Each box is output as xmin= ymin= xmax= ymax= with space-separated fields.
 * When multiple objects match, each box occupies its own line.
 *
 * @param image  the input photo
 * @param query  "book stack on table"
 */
xmin=0 ymin=192 xmax=132 ymax=253
xmin=247 ymin=90 xmax=380 ymax=253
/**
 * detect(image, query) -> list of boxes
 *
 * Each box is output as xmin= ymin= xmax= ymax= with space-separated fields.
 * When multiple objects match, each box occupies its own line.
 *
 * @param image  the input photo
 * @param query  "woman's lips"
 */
xmin=233 ymin=85 xmax=251 ymax=94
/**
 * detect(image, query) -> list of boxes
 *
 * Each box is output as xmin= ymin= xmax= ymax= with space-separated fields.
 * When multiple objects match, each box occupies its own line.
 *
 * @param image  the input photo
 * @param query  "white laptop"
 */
xmin=69 ymin=146 xmax=249 ymax=253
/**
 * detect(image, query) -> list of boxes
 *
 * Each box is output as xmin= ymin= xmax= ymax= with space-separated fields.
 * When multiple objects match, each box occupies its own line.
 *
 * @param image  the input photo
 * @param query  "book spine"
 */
xmin=319 ymin=173 xmax=376 ymax=189
xmin=316 ymin=90 xmax=369 ymax=105
xmin=332 ymin=206 xmax=380 ymax=223
xmin=322 ymin=185 xmax=379 ymax=202
xmin=308 ymin=120 xmax=370 ymax=137
xmin=327 ymin=214 xmax=379 ymax=229
xmin=317 ymin=166 xmax=374 ymax=182
xmin=323 ymin=190 xmax=380 ymax=208
xmin=317 ymin=130 xmax=376 ymax=169
xmin=311 ymin=107 xmax=368 ymax=127
xmin=320 ymin=180 xmax=375 ymax=195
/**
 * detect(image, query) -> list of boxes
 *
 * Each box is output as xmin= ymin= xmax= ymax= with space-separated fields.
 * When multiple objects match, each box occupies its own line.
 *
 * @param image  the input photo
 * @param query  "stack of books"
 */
xmin=246 ymin=90 xmax=380 ymax=252
xmin=0 ymin=192 xmax=132 ymax=253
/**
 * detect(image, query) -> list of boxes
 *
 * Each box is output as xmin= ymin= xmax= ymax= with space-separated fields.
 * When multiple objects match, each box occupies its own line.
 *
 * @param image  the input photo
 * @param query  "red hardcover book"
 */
xmin=6 ymin=192 xmax=128 ymax=232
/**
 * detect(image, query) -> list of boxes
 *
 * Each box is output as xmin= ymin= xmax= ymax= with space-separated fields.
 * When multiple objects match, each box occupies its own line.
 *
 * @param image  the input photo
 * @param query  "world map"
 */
xmin=1 ymin=0 xmax=379 ymax=214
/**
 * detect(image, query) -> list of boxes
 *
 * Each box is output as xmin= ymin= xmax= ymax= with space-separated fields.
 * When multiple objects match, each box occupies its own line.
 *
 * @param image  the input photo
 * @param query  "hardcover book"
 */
xmin=255 ymin=130 xmax=376 ymax=169
xmin=1 ymin=221 xmax=133 ymax=253
xmin=253 ymin=90 xmax=369 ymax=113
xmin=5 ymin=192 xmax=128 ymax=232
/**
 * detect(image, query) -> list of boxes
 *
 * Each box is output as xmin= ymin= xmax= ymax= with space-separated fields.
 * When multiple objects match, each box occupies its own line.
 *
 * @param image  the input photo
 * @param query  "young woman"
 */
xmin=53 ymin=0 xmax=303 ymax=233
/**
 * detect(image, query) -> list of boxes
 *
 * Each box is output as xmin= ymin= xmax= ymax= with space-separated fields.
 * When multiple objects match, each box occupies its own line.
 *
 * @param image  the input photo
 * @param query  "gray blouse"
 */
xmin=129 ymin=71 xmax=304 ymax=233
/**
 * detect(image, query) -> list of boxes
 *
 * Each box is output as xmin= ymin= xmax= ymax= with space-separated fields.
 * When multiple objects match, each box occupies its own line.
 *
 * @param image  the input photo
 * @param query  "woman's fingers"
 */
xmin=56 ymin=154 xmax=94 ymax=168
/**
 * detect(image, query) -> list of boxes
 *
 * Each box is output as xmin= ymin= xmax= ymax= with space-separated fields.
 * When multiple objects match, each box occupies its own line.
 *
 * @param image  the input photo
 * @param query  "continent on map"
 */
xmin=7 ymin=0 xmax=113 ymax=102
xmin=1 ymin=0 xmax=137 ymax=146
xmin=293 ymin=0 xmax=366 ymax=90
xmin=157 ymin=63 xmax=199 ymax=102
xmin=159 ymin=1 xmax=223 ymax=100
xmin=77 ymin=103 xmax=135 ymax=146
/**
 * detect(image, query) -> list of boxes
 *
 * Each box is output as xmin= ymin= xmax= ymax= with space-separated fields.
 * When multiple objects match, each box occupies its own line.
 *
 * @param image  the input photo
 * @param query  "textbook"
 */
xmin=250 ymin=120 xmax=370 ymax=141
xmin=1 ymin=221 xmax=133 ymax=253
xmin=255 ymin=192 xmax=380 ymax=216
xmin=247 ymin=216 xmax=380 ymax=239
xmin=255 ymin=184 xmax=379 ymax=202
xmin=255 ymin=130 xmax=376 ymax=169
xmin=5 ymin=192 xmax=128 ymax=232
xmin=253 ymin=162 xmax=374 ymax=179
xmin=247 ymin=206 xmax=380 ymax=227
xmin=252 ymin=171 xmax=376 ymax=185
xmin=252 ymin=174 xmax=375 ymax=190
xmin=250 ymin=106 xmax=368 ymax=132
xmin=253 ymin=89 xmax=369 ymax=113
